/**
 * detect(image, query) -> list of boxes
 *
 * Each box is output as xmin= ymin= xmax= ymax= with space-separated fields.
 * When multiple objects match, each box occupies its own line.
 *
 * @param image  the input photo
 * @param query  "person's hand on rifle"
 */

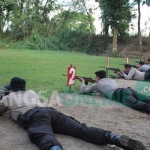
xmin=113 ymin=70 xmax=117 ymax=74
xmin=78 ymin=77 xmax=85 ymax=83
xmin=119 ymin=70 xmax=124 ymax=74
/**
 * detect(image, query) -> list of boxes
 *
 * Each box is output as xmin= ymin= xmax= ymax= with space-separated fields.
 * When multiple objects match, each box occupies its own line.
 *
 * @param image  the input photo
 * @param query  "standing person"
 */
xmin=117 ymin=64 xmax=150 ymax=81
xmin=79 ymin=70 xmax=150 ymax=114
xmin=138 ymin=62 xmax=150 ymax=72
xmin=0 ymin=77 xmax=147 ymax=150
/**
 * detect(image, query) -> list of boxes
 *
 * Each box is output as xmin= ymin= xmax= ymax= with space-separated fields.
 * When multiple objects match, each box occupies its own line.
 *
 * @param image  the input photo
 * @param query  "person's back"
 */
xmin=138 ymin=64 xmax=150 ymax=72
xmin=96 ymin=78 xmax=118 ymax=99
xmin=124 ymin=67 xmax=145 ymax=80
xmin=1 ymin=90 xmax=43 ymax=120
xmin=80 ymin=71 xmax=119 ymax=99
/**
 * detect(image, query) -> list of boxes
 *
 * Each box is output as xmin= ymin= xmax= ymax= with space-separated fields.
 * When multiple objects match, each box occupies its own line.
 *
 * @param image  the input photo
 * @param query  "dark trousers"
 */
xmin=22 ymin=107 xmax=110 ymax=150
xmin=113 ymin=87 xmax=150 ymax=113
xmin=145 ymin=68 xmax=150 ymax=80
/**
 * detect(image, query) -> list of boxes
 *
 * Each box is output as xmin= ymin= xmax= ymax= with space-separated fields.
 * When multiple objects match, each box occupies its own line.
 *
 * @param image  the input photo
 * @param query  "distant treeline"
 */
xmin=0 ymin=0 xmax=150 ymax=53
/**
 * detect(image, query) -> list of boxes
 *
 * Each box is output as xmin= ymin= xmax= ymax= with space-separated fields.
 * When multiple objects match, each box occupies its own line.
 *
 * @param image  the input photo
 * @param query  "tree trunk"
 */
xmin=137 ymin=0 xmax=142 ymax=60
xmin=82 ymin=0 xmax=93 ymax=35
xmin=104 ymin=24 xmax=109 ymax=37
xmin=41 ymin=0 xmax=49 ymax=23
xmin=113 ymin=27 xmax=117 ymax=52
xmin=148 ymin=32 xmax=150 ymax=45
xmin=137 ymin=0 xmax=142 ymax=45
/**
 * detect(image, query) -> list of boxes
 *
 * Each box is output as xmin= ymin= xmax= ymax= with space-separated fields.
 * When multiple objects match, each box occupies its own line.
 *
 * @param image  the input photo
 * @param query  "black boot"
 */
xmin=105 ymin=133 xmax=147 ymax=150
xmin=143 ymin=106 xmax=150 ymax=114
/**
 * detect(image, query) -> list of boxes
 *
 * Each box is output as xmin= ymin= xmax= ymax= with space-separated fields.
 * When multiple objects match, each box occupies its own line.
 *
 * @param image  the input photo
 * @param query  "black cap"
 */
xmin=124 ymin=64 xmax=131 ymax=68
xmin=95 ymin=70 xmax=106 ymax=79
xmin=138 ymin=61 xmax=145 ymax=65
xmin=4 ymin=77 xmax=26 ymax=92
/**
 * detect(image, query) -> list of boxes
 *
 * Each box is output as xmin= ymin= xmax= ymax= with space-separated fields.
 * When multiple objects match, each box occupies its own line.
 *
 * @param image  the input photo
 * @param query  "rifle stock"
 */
xmin=119 ymin=64 xmax=138 ymax=68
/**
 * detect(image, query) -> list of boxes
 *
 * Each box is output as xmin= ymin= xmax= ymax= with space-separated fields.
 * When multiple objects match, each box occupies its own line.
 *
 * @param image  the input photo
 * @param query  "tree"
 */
xmin=70 ymin=0 xmax=96 ymax=34
xmin=96 ymin=0 xmax=133 ymax=51
xmin=0 ymin=0 xmax=14 ymax=33
xmin=0 ymin=0 xmax=61 ymax=40
xmin=50 ymin=10 xmax=95 ymax=33
xmin=133 ymin=0 xmax=150 ymax=59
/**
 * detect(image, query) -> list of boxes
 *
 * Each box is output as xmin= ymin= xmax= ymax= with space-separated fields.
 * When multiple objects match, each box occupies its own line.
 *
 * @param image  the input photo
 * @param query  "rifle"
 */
xmin=62 ymin=74 xmax=95 ymax=85
xmin=99 ymin=67 xmax=121 ymax=71
xmin=109 ymin=75 xmax=125 ymax=79
xmin=107 ymin=68 xmax=121 ymax=72
xmin=0 ymin=89 xmax=9 ymax=100
xmin=120 ymin=64 xmax=138 ymax=68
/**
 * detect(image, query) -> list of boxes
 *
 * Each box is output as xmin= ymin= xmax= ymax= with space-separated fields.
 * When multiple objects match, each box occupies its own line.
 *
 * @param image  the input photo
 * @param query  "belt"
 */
xmin=23 ymin=107 xmax=39 ymax=119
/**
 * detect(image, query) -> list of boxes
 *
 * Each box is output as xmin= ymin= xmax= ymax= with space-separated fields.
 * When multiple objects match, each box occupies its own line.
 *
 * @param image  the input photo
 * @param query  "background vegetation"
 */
xmin=0 ymin=0 xmax=150 ymax=55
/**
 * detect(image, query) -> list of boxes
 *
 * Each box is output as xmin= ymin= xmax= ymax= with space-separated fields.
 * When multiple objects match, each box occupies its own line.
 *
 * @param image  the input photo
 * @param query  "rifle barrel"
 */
xmin=62 ymin=74 xmax=68 ymax=76
xmin=62 ymin=74 xmax=93 ymax=80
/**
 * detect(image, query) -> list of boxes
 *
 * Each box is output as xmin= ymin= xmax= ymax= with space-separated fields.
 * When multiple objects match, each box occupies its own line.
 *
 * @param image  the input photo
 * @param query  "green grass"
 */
xmin=0 ymin=48 xmax=138 ymax=98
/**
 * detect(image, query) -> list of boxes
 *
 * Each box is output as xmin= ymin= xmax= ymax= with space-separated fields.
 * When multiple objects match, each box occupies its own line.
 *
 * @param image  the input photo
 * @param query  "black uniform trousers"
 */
xmin=145 ymin=68 xmax=150 ymax=80
xmin=21 ymin=107 xmax=111 ymax=150
xmin=113 ymin=87 xmax=150 ymax=113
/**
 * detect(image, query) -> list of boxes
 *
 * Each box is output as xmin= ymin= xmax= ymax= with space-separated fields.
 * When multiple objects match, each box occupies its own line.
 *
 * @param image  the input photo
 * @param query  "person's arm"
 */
xmin=123 ymin=69 xmax=135 ymax=79
xmin=0 ymin=100 xmax=8 ymax=115
xmin=79 ymin=78 xmax=97 ymax=93
xmin=138 ymin=67 xmax=142 ymax=71
xmin=117 ymin=71 xmax=124 ymax=77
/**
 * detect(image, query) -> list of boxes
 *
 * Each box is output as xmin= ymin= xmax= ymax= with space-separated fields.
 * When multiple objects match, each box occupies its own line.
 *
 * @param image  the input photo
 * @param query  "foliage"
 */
xmin=51 ymin=11 xmax=95 ymax=33
xmin=24 ymin=29 xmax=102 ymax=55
xmin=96 ymin=0 xmax=135 ymax=37
xmin=0 ymin=0 xmax=149 ymax=55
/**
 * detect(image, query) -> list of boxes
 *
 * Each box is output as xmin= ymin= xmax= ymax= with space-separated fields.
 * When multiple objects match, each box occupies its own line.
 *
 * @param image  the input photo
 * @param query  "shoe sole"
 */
xmin=118 ymin=135 xmax=147 ymax=150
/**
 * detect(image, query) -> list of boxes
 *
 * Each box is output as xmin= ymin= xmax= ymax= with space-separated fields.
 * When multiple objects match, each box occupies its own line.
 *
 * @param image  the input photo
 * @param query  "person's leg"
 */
xmin=122 ymin=88 xmax=150 ymax=113
xmin=53 ymin=115 xmax=110 ymax=145
xmin=145 ymin=68 xmax=150 ymax=80
xmin=24 ymin=108 xmax=63 ymax=150
xmin=129 ymin=88 xmax=150 ymax=104
xmin=51 ymin=110 xmax=147 ymax=150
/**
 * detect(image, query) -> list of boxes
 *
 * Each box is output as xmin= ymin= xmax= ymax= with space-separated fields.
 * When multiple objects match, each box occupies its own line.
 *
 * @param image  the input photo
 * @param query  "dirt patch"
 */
xmin=0 ymin=79 xmax=150 ymax=150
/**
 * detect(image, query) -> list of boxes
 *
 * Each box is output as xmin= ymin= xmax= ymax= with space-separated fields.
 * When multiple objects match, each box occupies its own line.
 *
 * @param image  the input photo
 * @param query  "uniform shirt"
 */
xmin=80 ymin=78 xmax=119 ymax=99
xmin=123 ymin=67 xmax=145 ymax=80
xmin=0 ymin=90 xmax=43 ymax=121
xmin=138 ymin=65 xmax=150 ymax=72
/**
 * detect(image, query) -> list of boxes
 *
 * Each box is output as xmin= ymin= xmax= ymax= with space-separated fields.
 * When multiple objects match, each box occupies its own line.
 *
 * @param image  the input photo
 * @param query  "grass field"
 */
xmin=0 ymin=48 xmax=138 ymax=98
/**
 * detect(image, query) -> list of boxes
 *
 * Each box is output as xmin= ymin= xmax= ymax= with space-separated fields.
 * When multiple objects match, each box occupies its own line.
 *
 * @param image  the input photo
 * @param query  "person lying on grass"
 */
xmin=116 ymin=64 xmax=150 ymax=80
xmin=79 ymin=70 xmax=150 ymax=114
xmin=0 ymin=77 xmax=147 ymax=150
xmin=137 ymin=61 xmax=150 ymax=72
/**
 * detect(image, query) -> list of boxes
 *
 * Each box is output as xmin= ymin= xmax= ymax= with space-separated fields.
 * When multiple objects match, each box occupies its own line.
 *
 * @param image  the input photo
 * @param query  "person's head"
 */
xmin=138 ymin=61 xmax=145 ymax=67
xmin=4 ymin=77 xmax=26 ymax=92
xmin=147 ymin=59 xmax=150 ymax=64
xmin=95 ymin=70 xmax=106 ymax=82
xmin=124 ymin=64 xmax=131 ymax=72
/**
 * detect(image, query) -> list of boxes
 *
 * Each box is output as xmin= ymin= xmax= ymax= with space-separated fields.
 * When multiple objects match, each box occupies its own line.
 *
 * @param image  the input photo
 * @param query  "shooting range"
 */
xmin=0 ymin=0 xmax=150 ymax=150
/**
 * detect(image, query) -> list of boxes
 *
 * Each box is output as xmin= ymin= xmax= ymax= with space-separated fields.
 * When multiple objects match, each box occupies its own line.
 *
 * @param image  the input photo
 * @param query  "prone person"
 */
xmin=116 ymin=64 xmax=150 ymax=81
xmin=145 ymin=58 xmax=150 ymax=66
xmin=137 ymin=62 xmax=150 ymax=72
xmin=79 ymin=70 xmax=150 ymax=114
xmin=0 ymin=77 xmax=147 ymax=150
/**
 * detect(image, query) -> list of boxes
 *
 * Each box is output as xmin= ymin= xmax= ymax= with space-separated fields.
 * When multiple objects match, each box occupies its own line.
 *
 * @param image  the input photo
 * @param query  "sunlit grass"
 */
xmin=0 ymin=49 xmax=137 ymax=97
